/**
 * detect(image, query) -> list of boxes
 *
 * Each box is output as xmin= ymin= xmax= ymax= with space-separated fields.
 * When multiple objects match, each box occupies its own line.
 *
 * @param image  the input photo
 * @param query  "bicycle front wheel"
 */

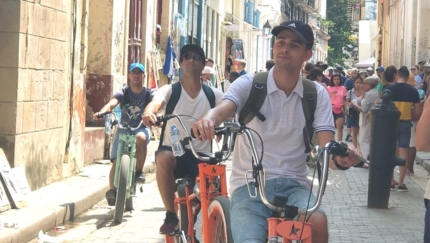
xmin=113 ymin=154 xmax=130 ymax=223
xmin=207 ymin=196 xmax=233 ymax=243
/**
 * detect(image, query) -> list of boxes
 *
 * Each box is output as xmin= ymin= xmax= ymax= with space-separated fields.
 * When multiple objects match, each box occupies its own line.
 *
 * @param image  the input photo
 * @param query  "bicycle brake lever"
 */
xmin=245 ymin=170 xmax=258 ymax=198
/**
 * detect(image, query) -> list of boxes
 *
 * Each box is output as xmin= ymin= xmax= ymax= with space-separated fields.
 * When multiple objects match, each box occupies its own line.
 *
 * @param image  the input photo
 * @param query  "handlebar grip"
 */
xmin=190 ymin=127 xmax=227 ymax=139
xmin=96 ymin=111 xmax=111 ymax=119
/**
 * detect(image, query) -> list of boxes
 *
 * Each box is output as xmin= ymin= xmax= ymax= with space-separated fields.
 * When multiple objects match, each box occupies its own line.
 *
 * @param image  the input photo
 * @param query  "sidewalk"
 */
xmin=0 ymin=140 xmax=159 ymax=243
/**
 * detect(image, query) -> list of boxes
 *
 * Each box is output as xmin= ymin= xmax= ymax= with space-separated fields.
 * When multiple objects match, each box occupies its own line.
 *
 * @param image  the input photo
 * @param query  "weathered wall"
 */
xmin=85 ymin=0 xmax=128 ymax=120
xmin=379 ymin=0 xmax=430 ymax=67
xmin=0 ymin=0 xmax=88 ymax=190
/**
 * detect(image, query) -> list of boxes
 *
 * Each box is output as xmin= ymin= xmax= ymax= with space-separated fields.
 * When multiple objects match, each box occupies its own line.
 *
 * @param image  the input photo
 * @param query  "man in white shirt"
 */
xmin=142 ymin=44 xmax=223 ymax=236
xmin=192 ymin=20 xmax=361 ymax=243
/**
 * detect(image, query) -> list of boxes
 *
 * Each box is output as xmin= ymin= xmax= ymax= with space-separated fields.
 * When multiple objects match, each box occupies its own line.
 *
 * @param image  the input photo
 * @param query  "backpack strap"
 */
xmin=159 ymin=82 xmax=182 ymax=148
xmin=301 ymin=78 xmax=317 ymax=153
xmin=201 ymin=84 xmax=216 ymax=109
xmin=120 ymin=87 xmax=131 ymax=109
xmin=239 ymin=72 xmax=268 ymax=124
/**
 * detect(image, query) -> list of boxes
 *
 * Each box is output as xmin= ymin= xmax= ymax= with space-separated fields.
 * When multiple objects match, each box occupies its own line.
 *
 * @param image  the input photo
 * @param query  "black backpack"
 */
xmin=158 ymin=82 xmax=216 ymax=148
xmin=238 ymin=72 xmax=318 ymax=153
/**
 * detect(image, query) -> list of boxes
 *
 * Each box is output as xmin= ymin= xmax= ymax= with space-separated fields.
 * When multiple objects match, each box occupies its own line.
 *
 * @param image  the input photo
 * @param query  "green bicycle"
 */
xmin=99 ymin=112 xmax=142 ymax=223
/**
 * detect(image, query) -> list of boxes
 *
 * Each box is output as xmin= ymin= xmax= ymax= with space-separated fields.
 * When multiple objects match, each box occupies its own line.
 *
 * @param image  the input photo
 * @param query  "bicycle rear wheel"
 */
xmin=207 ymin=196 xmax=233 ymax=243
xmin=113 ymin=154 xmax=130 ymax=223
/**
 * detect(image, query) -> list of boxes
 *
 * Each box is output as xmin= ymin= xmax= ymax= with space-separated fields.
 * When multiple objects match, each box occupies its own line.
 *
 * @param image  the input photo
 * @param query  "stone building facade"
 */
xmin=0 ymin=0 xmax=159 ymax=190
xmin=377 ymin=0 xmax=430 ymax=67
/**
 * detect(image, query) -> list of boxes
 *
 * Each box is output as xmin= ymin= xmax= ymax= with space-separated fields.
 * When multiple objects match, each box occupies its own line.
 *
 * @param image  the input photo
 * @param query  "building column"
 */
xmin=416 ymin=0 xmax=430 ymax=63
xmin=158 ymin=0 xmax=173 ymax=87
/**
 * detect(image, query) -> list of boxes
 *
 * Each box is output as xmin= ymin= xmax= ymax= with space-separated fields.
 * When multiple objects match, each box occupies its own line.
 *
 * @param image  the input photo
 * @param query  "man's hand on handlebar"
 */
xmin=142 ymin=113 xmax=159 ymax=127
xmin=191 ymin=118 xmax=217 ymax=141
xmin=93 ymin=111 xmax=105 ymax=121
xmin=334 ymin=145 xmax=362 ymax=169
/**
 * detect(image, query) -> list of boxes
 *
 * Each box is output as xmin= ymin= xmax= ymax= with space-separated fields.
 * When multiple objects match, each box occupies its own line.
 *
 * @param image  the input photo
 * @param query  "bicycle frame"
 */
xmin=114 ymin=130 xmax=136 ymax=196
xmin=160 ymin=114 xmax=232 ymax=243
xmin=167 ymin=163 xmax=228 ymax=243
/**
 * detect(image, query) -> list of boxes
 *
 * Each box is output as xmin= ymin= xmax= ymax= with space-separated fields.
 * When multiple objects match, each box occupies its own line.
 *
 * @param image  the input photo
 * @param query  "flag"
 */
xmin=163 ymin=36 xmax=176 ymax=77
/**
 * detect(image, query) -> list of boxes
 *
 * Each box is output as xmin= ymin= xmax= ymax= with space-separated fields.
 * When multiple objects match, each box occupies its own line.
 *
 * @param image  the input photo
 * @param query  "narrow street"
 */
xmin=28 ymin=152 xmax=426 ymax=242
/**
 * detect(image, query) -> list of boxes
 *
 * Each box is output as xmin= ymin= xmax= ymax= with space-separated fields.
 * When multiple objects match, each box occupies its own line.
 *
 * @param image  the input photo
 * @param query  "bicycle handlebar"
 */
xmin=97 ymin=112 xmax=143 ymax=131
xmin=156 ymin=114 xmax=239 ymax=163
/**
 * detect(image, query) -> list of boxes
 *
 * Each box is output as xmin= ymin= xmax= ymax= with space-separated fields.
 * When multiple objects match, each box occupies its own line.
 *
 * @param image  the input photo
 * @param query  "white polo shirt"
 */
xmin=224 ymin=69 xmax=335 ymax=194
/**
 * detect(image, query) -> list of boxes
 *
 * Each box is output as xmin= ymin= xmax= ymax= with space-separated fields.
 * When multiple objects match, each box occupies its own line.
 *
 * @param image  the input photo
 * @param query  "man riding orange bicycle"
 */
xmin=142 ymin=44 xmax=224 ymax=241
xmin=192 ymin=20 xmax=362 ymax=243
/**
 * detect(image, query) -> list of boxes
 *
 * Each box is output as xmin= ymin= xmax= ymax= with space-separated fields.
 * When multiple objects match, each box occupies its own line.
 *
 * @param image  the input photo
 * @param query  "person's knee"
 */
xmin=135 ymin=133 xmax=148 ymax=146
xmin=156 ymin=151 xmax=175 ymax=171
xmin=308 ymin=211 xmax=328 ymax=232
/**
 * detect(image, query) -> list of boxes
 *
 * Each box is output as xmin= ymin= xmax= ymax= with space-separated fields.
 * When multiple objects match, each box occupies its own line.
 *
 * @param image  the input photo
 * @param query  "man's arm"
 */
xmin=93 ymin=98 xmax=119 ymax=119
xmin=142 ymin=96 xmax=165 ymax=126
xmin=192 ymin=99 xmax=236 ymax=140
xmin=416 ymin=98 xmax=430 ymax=151
xmin=412 ymin=102 xmax=424 ymax=121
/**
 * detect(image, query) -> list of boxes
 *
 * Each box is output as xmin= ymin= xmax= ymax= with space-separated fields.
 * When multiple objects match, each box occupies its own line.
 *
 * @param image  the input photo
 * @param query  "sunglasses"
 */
xmin=183 ymin=53 xmax=202 ymax=61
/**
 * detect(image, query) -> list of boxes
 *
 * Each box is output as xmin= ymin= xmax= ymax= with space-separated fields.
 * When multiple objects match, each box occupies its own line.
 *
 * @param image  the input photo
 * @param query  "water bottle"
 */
xmin=171 ymin=125 xmax=185 ymax=157
xmin=105 ymin=116 xmax=112 ymax=135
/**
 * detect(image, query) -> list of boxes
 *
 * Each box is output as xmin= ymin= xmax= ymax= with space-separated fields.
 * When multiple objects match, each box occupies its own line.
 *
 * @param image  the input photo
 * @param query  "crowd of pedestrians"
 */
xmin=302 ymin=60 xmax=429 ymax=189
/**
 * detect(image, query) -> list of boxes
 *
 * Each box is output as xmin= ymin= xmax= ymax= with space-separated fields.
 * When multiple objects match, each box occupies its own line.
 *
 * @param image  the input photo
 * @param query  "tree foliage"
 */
xmin=326 ymin=0 xmax=357 ymax=68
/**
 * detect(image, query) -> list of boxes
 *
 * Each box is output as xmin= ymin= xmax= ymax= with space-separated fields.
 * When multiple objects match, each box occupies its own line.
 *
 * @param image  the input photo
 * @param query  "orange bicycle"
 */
xmin=241 ymin=132 xmax=367 ymax=243
xmin=157 ymin=114 xmax=234 ymax=243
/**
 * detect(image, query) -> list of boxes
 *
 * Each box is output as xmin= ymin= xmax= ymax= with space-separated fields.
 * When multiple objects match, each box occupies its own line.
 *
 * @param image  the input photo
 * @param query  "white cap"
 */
xmin=367 ymin=67 xmax=374 ymax=71
xmin=202 ymin=66 xmax=214 ymax=74
xmin=327 ymin=66 xmax=334 ymax=70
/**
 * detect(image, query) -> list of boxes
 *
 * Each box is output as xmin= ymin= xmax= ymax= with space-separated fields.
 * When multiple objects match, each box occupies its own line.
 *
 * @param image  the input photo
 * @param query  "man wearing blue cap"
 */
xmin=93 ymin=62 xmax=154 ymax=206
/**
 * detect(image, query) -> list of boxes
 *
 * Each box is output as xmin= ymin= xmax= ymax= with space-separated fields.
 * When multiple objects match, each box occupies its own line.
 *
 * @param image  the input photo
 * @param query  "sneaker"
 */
xmin=345 ymin=135 xmax=352 ymax=142
xmin=160 ymin=212 xmax=179 ymax=235
xmin=390 ymin=185 xmax=395 ymax=191
xmin=105 ymin=189 xmax=116 ymax=206
xmin=135 ymin=171 xmax=146 ymax=184
xmin=398 ymin=184 xmax=408 ymax=192
xmin=406 ymin=170 xmax=415 ymax=176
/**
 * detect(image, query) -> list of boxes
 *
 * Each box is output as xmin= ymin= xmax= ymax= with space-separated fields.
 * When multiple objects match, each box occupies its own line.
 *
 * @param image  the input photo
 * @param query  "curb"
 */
xmin=416 ymin=151 xmax=430 ymax=174
xmin=0 ymin=167 xmax=109 ymax=243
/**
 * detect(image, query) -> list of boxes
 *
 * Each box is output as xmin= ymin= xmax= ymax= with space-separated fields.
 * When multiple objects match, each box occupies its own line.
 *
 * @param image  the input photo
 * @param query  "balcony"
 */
xmin=292 ymin=0 xmax=316 ymax=14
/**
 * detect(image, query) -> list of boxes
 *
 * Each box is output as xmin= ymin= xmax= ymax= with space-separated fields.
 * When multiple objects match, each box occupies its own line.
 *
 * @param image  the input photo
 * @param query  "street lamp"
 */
xmin=262 ymin=20 xmax=271 ymax=36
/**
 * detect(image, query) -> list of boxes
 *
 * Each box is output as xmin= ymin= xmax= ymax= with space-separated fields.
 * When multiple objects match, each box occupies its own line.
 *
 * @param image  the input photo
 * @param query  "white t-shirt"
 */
xmin=154 ymin=83 xmax=224 ymax=153
xmin=223 ymin=69 xmax=335 ymax=194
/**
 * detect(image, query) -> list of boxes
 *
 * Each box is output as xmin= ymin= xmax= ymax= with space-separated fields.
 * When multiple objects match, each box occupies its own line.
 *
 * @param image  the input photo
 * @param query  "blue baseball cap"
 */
xmin=129 ymin=63 xmax=145 ymax=72
xmin=376 ymin=66 xmax=384 ymax=72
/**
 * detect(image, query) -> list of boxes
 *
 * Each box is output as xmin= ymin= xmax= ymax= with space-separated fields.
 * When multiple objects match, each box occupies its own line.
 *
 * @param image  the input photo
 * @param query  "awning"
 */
xmin=354 ymin=56 xmax=375 ymax=68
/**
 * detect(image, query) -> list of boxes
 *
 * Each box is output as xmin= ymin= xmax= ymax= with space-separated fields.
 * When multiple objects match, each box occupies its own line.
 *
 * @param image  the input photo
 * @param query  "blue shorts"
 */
xmin=347 ymin=115 xmax=359 ymax=128
xmin=110 ymin=127 xmax=151 ymax=160
xmin=230 ymin=178 xmax=324 ymax=243
xmin=397 ymin=121 xmax=412 ymax=148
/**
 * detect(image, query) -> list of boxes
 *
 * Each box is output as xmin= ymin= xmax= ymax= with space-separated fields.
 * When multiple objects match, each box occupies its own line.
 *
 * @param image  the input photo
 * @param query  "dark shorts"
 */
xmin=155 ymin=146 xmax=203 ymax=182
xmin=347 ymin=115 xmax=359 ymax=128
xmin=398 ymin=121 xmax=412 ymax=148
xmin=333 ymin=111 xmax=344 ymax=121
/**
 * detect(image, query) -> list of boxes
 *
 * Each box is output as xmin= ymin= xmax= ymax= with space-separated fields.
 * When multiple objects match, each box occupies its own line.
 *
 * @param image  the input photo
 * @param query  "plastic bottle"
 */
xmin=105 ymin=116 xmax=112 ymax=135
xmin=171 ymin=124 xmax=185 ymax=157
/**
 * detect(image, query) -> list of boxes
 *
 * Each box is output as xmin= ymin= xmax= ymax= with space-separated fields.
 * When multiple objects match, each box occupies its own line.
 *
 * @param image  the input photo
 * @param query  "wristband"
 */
xmin=333 ymin=158 xmax=350 ymax=170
